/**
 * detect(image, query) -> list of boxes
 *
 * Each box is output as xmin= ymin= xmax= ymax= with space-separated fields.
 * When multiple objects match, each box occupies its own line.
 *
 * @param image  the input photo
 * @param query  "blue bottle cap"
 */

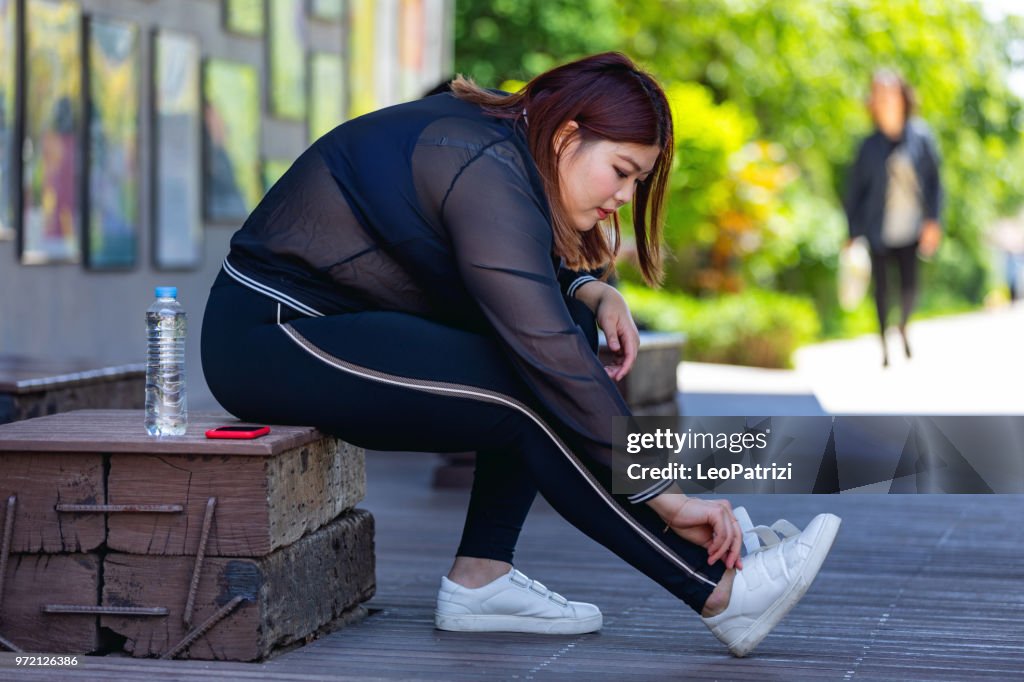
xmin=155 ymin=286 xmax=178 ymax=299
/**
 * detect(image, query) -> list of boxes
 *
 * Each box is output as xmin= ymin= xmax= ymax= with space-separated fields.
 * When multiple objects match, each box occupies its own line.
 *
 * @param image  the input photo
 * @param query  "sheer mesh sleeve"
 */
xmin=414 ymin=132 xmax=671 ymax=500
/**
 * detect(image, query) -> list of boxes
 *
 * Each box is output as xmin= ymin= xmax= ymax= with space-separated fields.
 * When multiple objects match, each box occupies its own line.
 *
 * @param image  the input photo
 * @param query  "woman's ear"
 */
xmin=553 ymin=119 xmax=580 ymax=155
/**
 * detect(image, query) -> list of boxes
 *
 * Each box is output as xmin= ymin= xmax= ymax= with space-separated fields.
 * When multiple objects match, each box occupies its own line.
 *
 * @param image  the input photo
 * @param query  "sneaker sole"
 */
xmin=434 ymin=612 xmax=603 ymax=635
xmin=729 ymin=513 xmax=841 ymax=657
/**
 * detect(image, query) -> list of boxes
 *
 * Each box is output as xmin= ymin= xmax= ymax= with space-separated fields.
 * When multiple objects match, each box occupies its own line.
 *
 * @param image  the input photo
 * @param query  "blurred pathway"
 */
xmin=680 ymin=302 xmax=1024 ymax=415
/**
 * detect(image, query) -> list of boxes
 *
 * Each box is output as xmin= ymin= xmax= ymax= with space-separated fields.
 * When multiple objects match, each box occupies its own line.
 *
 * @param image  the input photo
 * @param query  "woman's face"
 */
xmin=556 ymin=122 xmax=661 ymax=232
xmin=869 ymin=80 xmax=906 ymax=138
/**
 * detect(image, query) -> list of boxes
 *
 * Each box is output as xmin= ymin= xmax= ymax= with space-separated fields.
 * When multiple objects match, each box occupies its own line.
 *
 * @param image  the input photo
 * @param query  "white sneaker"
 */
xmin=435 ymin=568 xmax=603 ymax=634
xmin=701 ymin=510 xmax=841 ymax=657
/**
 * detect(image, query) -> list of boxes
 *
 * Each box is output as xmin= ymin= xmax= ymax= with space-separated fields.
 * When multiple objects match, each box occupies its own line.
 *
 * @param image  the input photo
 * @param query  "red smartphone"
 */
xmin=205 ymin=425 xmax=271 ymax=439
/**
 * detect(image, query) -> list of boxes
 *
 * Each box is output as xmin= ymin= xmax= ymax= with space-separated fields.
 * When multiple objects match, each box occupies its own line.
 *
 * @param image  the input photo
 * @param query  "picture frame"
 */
xmin=308 ymin=51 xmax=344 ymax=142
xmin=0 ymin=0 xmax=18 ymax=241
xmin=268 ymin=0 xmax=308 ymax=121
xmin=203 ymin=58 xmax=261 ymax=224
xmin=398 ymin=0 xmax=425 ymax=102
xmin=153 ymin=30 xmax=203 ymax=270
xmin=20 ymin=0 xmax=82 ymax=265
xmin=347 ymin=0 xmax=376 ymax=118
xmin=84 ymin=16 xmax=140 ymax=270
xmin=224 ymin=0 xmax=264 ymax=37
xmin=308 ymin=0 xmax=343 ymax=23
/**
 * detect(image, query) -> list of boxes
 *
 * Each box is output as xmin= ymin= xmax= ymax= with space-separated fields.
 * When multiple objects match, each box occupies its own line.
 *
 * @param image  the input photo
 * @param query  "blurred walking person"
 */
xmin=844 ymin=69 xmax=943 ymax=366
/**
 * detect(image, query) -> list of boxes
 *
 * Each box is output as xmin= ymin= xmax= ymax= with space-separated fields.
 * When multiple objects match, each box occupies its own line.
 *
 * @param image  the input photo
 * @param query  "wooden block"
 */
xmin=0 ymin=454 xmax=105 ymax=553
xmin=600 ymin=332 xmax=683 ymax=407
xmin=2 ymin=379 xmax=145 ymax=425
xmin=102 ymin=509 xmax=376 ymax=661
xmin=0 ymin=358 xmax=144 ymax=425
xmin=631 ymin=400 xmax=680 ymax=417
xmin=0 ymin=410 xmax=338 ymax=456
xmin=0 ymin=553 xmax=100 ymax=653
xmin=106 ymin=438 xmax=365 ymax=556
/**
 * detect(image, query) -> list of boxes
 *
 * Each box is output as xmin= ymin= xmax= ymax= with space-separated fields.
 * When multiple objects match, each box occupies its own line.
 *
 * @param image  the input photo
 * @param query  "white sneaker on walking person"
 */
xmin=701 ymin=510 xmax=841 ymax=657
xmin=435 ymin=568 xmax=603 ymax=634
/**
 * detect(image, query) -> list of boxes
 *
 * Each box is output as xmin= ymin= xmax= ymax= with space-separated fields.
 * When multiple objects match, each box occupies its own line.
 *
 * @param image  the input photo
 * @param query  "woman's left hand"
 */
xmin=919 ymin=220 xmax=942 ymax=258
xmin=576 ymin=281 xmax=640 ymax=381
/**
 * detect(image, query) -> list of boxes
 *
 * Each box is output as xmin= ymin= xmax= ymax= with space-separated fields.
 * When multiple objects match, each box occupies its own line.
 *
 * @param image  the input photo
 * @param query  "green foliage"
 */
xmin=454 ymin=0 xmax=1024 ymax=364
xmin=621 ymin=283 xmax=820 ymax=368
xmin=454 ymin=0 xmax=620 ymax=86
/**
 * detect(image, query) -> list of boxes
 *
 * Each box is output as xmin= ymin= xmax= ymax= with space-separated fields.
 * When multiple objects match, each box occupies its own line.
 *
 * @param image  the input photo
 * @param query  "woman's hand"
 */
xmin=647 ymin=492 xmax=744 ymax=570
xmin=919 ymin=220 xmax=942 ymax=258
xmin=575 ymin=281 xmax=640 ymax=381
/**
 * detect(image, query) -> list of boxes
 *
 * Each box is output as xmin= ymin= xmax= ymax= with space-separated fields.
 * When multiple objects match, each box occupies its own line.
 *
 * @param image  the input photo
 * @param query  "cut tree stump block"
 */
xmin=0 ymin=453 xmax=105 ymax=553
xmin=0 ymin=410 xmax=375 ymax=661
xmin=102 ymin=510 xmax=375 ymax=661
xmin=0 ymin=411 xmax=366 ymax=557
xmin=106 ymin=438 xmax=365 ymax=556
xmin=0 ymin=553 xmax=101 ymax=654
xmin=0 ymin=356 xmax=144 ymax=425
xmin=598 ymin=331 xmax=684 ymax=411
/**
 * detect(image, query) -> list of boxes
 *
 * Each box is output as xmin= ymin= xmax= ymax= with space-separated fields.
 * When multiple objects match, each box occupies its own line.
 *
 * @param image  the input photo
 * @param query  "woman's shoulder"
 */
xmin=905 ymin=118 xmax=937 ymax=142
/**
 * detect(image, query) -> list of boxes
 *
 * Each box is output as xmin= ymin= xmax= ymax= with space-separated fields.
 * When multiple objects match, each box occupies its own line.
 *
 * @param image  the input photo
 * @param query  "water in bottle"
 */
xmin=145 ymin=286 xmax=188 ymax=435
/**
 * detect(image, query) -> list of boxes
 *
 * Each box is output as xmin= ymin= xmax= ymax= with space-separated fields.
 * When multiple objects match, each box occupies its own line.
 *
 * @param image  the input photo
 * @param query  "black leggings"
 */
xmin=201 ymin=269 xmax=724 ymax=613
xmin=870 ymin=243 xmax=919 ymax=334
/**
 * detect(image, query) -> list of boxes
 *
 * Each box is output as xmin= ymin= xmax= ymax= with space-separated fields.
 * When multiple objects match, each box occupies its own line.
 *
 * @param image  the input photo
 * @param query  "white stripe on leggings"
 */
xmin=222 ymin=258 xmax=325 ymax=318
xmin=277 ymin=320 xmax=717 ymax=588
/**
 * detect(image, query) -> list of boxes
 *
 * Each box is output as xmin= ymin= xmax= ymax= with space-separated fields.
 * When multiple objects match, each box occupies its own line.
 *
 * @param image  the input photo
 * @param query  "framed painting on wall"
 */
xmin=347 ymin=0 xmax=376 ymax=118
xmin=21 ymin=0 xmax=82 ymax=265
xmin=85 ymin=17 xmax=140 ymax=270
xmin=308 ymin=51 xmax=343 ymax=142
xmin=224 ymin=0 xmax=264 ymax=37
xmin=153 ymin=31 xmax=202 ymax=270
xmin=268 ymin=0 xmax=307 ymax=121
xmin=0 ymin=0 xmax=17 ymax=241
xmin=308 ymin=0 xmax=343 ymax=22
xmin=203 ymin=58 xmax=261 ymax=223
xmin=398 ymin=0 xmax=424 ymax=102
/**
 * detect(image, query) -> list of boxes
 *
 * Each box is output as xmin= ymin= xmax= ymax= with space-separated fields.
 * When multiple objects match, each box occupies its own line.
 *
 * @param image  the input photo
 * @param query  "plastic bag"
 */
xmin=838 ymin=237 xmax=871 ymax=311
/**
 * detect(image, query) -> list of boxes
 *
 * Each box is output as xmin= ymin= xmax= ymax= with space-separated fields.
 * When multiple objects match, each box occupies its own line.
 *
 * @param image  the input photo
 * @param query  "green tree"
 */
xmin=454 ymin=0 xmax=620 ymax=85
xmin=454 ymin=0 xmax=1024 ymax=355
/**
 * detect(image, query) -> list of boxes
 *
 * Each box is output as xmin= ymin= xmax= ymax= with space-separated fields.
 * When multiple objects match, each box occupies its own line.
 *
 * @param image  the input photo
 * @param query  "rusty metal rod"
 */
xmin=0 ymin=496 xmax=16 ymax=615
xmin=0 ymin=631 xmax=23 ymax=652
xmin=161 ymin=595 xmax=245 ymax=659
xmin=55 ymin=503 xmax=183 ymax=513
xmin=183 ymin=497 xmax=217 ymax=628
xmin=42 ymin=604 xmax=169 ymax=616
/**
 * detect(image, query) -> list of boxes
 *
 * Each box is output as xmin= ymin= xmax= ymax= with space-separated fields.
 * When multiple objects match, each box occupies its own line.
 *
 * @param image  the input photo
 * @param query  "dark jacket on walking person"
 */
xmin=844 ymin=119 xmax=943 ymax=254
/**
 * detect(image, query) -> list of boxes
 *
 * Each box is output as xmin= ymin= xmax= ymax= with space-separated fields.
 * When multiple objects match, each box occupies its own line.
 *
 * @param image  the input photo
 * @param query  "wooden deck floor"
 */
xmin=3 ymin=450 xmax=1022 ymax=681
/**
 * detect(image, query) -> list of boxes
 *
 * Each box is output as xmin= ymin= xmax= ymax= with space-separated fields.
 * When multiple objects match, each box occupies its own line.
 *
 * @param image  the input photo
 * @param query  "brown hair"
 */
xmin=450 ymin=52 xmax=673 ymax=286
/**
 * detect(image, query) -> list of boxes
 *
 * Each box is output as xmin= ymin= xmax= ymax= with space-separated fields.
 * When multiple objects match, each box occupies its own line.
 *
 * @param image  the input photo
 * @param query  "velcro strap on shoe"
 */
xmin=509 ymin=570 xmax=530 ymax=587
xmin=750 ymin=525 xmax=783 ymax=549
xmin=770 ymin=519 xmax=801 ymax=538
xmin=733 ymin=507 xmax=762 ymax=555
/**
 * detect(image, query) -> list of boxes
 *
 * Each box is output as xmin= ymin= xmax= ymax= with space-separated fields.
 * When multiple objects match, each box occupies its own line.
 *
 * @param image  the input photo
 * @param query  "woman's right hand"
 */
xmin=647 ymin=493 xmax=744 ymax=570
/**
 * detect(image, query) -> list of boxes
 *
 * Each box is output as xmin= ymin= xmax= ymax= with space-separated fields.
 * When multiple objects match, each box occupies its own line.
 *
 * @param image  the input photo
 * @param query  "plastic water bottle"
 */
xmin=145 ymin=286 xmax=187 ymax=436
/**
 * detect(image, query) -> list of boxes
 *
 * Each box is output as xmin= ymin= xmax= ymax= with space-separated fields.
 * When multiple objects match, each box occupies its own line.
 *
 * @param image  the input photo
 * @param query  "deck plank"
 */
xmin=1 ymin=450 xmax=1021 ymax=680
